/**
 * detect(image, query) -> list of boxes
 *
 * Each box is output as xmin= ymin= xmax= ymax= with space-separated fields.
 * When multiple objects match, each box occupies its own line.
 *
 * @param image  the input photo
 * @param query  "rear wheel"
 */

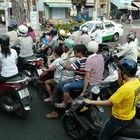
xmin=36 ymin=83 xmax=47 ymax=100
xmin=112 ymin=33 xmax=119 ymax=42
xmin=62 ymin=114 xmax=87 ymax=140
xmin=14 ymin=102 xmax=28 ymax=119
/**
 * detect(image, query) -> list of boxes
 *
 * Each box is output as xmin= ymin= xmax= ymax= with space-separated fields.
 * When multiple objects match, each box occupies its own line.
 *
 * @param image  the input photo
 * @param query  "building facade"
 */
xmin=42 ymin=0 xmax=72 ymax=19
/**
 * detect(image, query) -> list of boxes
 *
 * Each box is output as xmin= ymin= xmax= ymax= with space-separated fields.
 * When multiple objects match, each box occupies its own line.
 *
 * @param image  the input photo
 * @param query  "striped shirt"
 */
xmin=71 ymin=57 xmax=87 ymax=81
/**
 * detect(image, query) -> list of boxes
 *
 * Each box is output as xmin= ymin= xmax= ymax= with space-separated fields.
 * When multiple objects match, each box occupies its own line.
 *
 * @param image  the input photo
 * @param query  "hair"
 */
xmin=54 ymin=46 xmax=63 ymax=57
xmin=28 ymin=27 xmax=33 ymax=32
xmin=1 ymin=44 xmax=11 ymax=58
xmin=73 ymin=44 xmax=87 ymax=55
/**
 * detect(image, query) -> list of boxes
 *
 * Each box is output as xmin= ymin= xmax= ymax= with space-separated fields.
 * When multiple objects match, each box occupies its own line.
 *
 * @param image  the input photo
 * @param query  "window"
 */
xmin=104 ymin=22 xmax=114 ymax=29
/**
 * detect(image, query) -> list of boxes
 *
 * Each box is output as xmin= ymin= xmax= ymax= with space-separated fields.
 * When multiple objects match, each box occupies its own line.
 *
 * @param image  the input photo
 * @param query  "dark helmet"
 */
xmin=8 ymin=24 xmax=14 ymax=31
xmin=118 ymin=58 xmax=137 ymax=77
xmin=0 ymin=34 xmax=10 ymax=45
xmin=49 ymin=28 xmax=57 ymax=36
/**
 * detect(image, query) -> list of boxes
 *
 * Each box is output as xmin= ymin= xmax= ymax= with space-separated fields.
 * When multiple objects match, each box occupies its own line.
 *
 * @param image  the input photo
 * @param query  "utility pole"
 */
xmin=4 ymin=0 xmax=8 ymax=30
xmin=106 ymin=0 xmax=111 ymax=19
xmin=93 ymin=0 xmax=98 ymax=19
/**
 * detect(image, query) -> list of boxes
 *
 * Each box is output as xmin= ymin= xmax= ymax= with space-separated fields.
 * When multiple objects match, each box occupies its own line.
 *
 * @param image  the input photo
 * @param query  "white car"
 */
xmin=80 ymin=20 xmax=123 ymax=42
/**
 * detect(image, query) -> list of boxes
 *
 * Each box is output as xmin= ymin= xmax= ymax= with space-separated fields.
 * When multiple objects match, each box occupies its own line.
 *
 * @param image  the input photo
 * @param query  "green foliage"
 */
xmin=54 ymin=20 xmax=85 ymax=32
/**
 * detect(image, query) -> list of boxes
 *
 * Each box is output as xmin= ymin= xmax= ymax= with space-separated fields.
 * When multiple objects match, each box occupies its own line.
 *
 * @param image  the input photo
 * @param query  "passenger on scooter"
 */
xmin=55 ymin=44 xmax=87 ymax=108
xmin=69 ymin=25 xmax=81 ymax=44
xmin=0 ymin=35 xmax=18 ymax=83
xmin=116 ymin=33 xmax=137 ymax=62
xmin=81 ymin=41 xmax=104 ymax=96
xmin=44 ymin=46 xmax=63 ymax=102
xmin=77 ymin=26 xmax=91 ymax=47
xmin=84 ymin=58 xmax=140 ymax=140
xmin=41 ymin=28 xmax=58 ymax=51
xmin=46 ymin=39 xmax=76 ymax=119
xmin=6 ymin=24 xmax=18 ymax=46
xmin=12 ymin=24 xmax=34 ymax=64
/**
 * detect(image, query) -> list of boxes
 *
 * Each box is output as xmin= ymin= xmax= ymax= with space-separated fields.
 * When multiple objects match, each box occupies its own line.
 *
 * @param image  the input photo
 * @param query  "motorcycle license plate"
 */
xmin=18 ymin=88 xmax=30 ymax=99
xmin=37 ymin=69 xmax=43 ymax=75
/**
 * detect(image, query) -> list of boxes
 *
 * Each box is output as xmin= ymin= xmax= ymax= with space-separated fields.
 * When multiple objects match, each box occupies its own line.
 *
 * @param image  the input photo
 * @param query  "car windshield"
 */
xmin=82 ymin=23 xmax=95 ymax=31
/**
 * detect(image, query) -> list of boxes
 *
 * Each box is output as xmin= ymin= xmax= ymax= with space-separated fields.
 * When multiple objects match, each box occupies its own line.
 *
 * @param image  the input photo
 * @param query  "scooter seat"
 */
xmin=6 ymin=76 xmax=28 ymax=84
xmin=118 ymin=119 xmax=140 ymax=138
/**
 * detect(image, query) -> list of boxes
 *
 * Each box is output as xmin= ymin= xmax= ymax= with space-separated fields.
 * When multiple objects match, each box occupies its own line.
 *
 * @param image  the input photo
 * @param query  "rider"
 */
xmin=90 ymin=24 xmax=103 ymax=44
xmin=55 ymin=44 xmax=87 ymax=108
xmin=0 ymin=35 xmax=18 ymax=83
xmin=116 ymin=33 xmax=137 ymax=62
xmin=46 ymin=38 xmax=76 ymax=119
xmin=81 ymin=41 xmax=104 ymax=96
xmin=84 ymin=58 xmax=140 ymax=140
xmin=77 ymin=25 xmax=91 ymax=47
xmin=12 ymin=24 xmax=34 ymax=64
xmin=6 ymin=24 xmax=18 ymax=46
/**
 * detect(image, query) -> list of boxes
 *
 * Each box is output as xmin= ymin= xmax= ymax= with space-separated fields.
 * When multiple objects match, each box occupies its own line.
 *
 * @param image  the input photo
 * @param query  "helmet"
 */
xmin=0 ymin=34 xmax=10 ymax=45
xmin=8 ymin=24 xmax=14 ymax=31
xmin=118 ymin=58 xmax=137 ymax=77
xmin=129 ymin=29 xmax=136 ymax=36
xmin=64 ymin=38 xmax=75 ymax=49
xmin=127 ymin=32 xmax=135 ymax=40
xmin=59 ymin=29 xmax=66 ymax=37
xmin=18 ymin=25 xmax=28 ymax=35
xmin=81 ymin=26 xmax=88 ymax=33
xmin=49 ymin=28 xmax=57 ymax=36
xmin=87 ymin=41 xmax=99 ymax=53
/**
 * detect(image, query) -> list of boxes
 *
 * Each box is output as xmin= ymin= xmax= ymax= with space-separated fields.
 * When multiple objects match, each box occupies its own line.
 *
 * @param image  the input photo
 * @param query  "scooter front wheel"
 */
xmin=62 ymin=114 xmax=87 ymax=140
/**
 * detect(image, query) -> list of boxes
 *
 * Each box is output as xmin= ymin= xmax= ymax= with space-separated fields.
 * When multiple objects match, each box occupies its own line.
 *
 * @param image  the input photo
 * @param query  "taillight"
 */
xmin=35 ymin=59 xmax=43 ymax=68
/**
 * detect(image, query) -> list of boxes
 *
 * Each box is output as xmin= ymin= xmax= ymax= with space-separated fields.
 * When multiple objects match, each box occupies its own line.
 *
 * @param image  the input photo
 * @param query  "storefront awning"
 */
xmin=132 ymin=2 xmax=140 ymax=8
xmin=127 ymin=5 xmax=138 ymax=10
xmin=46 ymin=2 xmax=72 ymax=8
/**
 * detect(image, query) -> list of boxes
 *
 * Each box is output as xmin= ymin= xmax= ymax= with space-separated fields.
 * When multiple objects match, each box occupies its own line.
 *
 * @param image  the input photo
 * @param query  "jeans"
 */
xmin=62 ymin=79 xmax=84 ymax=93
xmin=98 ymin=115 xmax=134 ymax=140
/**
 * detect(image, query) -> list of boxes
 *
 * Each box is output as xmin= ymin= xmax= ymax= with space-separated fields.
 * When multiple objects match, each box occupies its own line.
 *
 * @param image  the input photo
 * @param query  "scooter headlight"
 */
xmin=91 ymin=86 xmax=100 ymax=95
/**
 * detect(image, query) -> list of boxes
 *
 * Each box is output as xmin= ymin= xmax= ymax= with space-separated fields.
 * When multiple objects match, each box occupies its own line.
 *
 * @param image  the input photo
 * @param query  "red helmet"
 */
xmin=129 ymin=29 xmax=136 ymax=36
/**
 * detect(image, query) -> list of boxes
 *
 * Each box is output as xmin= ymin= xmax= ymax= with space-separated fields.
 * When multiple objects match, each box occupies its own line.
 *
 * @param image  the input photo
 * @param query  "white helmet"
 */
xmin=87 ymin=41 xmax=99 ymax=53
xmin=59 ymin=29 xmax=66 ymax=37
xmin=81 ymin=26 xmax=88 ymax=33
xmin=18 ymin=25 xmax=28 ymax=36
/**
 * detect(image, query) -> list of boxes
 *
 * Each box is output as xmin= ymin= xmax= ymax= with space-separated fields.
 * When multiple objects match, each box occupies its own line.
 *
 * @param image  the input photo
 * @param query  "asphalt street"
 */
xmin=0 ymin=23 xmax=140 ymax=140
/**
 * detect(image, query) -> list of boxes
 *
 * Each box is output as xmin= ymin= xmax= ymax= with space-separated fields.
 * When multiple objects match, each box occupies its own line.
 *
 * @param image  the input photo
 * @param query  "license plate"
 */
xmin=18 ymin=88 xmax=30 ymax=99
xmin=37 ymin=69 xmax=43 ymax=75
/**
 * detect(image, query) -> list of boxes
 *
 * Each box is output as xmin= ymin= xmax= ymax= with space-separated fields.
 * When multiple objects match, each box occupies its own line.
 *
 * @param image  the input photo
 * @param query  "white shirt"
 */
xmin=49 ymin=57 xmax=63 ymax=83
xmin=117 ymin=41 xmax=138 ymax=62
xmin=0 ymin=48 xmax=18 ymax=77
xmin=91 ymin=29 xmax=102 ymax=44
xmin=6 ymin=31 xmax=18 ymax=46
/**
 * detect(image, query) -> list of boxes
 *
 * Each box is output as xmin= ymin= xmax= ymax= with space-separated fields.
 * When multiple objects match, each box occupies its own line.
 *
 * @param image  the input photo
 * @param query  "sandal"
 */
xmin=46 ymin=111 xmax=59 ymax=119
xmin=44 ymin=97 xmax=53 ymax=103
xmin=55 ymin=102 xmax=66 ymax=109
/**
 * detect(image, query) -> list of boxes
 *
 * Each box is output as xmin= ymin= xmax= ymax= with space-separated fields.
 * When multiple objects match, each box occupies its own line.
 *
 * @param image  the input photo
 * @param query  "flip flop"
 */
xmin=55 ymin=103 xmax=66 ymax=109
xmin=46 ymin=111 xmax=59 ymax=119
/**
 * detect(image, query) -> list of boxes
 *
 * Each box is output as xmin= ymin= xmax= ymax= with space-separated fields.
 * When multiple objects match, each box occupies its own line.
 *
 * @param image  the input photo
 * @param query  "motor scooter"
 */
xmin=0 ymin=75 xmax=32 ymax=119
xmin=62 ymin=86 xmax=140 ymax=140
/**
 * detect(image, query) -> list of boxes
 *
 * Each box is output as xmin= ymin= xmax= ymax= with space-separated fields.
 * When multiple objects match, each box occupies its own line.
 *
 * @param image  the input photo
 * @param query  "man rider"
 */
xmin=81 ymin=41 xmax=104 ymax=96
xmin=84 ymin=58 xmax=140 ymax=140
xmin=116 ymin=33 xmax=137 ymax=62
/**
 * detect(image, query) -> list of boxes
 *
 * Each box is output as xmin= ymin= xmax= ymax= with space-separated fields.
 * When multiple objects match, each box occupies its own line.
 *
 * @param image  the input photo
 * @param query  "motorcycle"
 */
xmin=0 ymin=75 xmax=32 ymax=119
xmin=19 ymin=56 xmax=44 ymax=87
xmin=62 ymin=86 xmax=140 ymax=140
